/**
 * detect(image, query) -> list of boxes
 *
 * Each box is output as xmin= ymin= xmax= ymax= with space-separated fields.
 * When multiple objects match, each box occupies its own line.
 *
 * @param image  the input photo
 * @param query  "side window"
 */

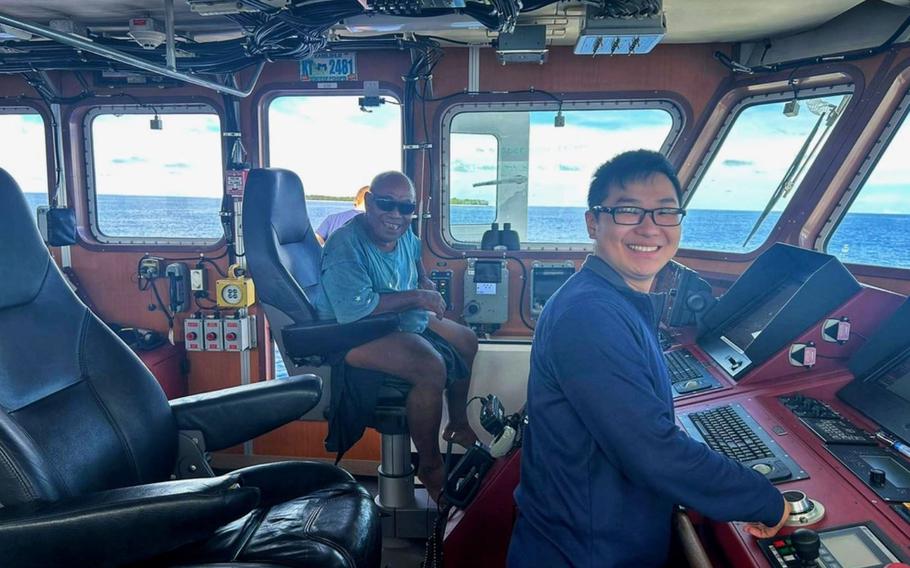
xmin=683 ymin=90 xmax=852 ymax=253
xmin=0 ymin=110 xmax=48 ymax=211
xmin=266 ymin=94 xmax=402 ymax=379
xmin=444 ymin=104 xmax=678 ymax=246
xmin=87 ymin=106 xmax=224 ymax=243
xmin=267 ymin=95 xmax=402 ymax=231
xmin=825 ymin=92 xmax=910 ymax=268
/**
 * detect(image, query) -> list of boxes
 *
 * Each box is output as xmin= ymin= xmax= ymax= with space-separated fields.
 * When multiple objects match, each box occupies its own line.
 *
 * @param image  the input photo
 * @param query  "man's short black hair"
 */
xmin=587 ymin=150 xmax=682 ymax=209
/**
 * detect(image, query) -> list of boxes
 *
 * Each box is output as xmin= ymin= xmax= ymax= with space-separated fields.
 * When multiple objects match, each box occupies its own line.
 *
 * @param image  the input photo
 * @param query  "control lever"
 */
xmin=790 ymin=528 xmax=820 ymax=567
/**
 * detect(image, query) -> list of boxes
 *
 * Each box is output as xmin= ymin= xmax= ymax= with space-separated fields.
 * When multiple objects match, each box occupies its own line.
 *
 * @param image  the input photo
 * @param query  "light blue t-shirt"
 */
xmin=315 ymin=208 xmax=362 ymax=241
xmin=316 ymin=215 xmax=429 ymax=333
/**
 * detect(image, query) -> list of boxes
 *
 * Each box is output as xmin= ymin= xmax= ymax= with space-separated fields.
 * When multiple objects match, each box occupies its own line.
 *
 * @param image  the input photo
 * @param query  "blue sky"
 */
xmin=450 ymin=109 xmax=674 ymax=207
xmin=682 ymin=94 xmax=910 ymax=214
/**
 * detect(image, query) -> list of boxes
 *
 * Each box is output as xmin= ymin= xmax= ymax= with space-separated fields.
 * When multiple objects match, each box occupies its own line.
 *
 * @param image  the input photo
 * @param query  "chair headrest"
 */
xmin=0 ymin=169 xmax=52 ymax=310
xmin=245 ymin=169 xmax=313 ymax=246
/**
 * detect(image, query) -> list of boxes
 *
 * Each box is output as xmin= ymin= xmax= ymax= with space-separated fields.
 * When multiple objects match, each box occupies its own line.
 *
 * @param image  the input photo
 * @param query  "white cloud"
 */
xmin=268 ymin=96 xmax=401 ymax=197
xmin=92 ymin=113 xmax=223 ymax=198
xmin=0 ymin=114 xmax=49 ymax=195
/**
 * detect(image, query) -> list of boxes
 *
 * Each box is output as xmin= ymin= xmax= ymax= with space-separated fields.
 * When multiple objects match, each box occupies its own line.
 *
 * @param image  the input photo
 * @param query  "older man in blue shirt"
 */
xmin=316 ymin=171 xmax=478 ymax=501
xmin=509 ymin=150 xmax=790 ymax=567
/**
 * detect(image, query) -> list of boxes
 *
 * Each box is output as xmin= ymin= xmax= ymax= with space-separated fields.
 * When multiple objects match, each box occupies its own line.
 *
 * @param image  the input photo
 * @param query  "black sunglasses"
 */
xmin=370 ymin=194 xmax=417 ymax=216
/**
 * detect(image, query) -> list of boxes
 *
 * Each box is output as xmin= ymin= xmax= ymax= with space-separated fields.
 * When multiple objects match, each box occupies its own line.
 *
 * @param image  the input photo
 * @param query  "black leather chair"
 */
xmin=0 ymin=168 xmax=381 ymax=568
xmin=243 ymin=169 xmax=434 ymax=539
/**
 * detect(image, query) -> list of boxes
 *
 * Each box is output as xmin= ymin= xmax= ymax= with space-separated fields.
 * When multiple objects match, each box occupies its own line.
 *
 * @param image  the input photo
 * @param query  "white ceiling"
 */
xmin=0 ymin=0 xmax=885 ymax=44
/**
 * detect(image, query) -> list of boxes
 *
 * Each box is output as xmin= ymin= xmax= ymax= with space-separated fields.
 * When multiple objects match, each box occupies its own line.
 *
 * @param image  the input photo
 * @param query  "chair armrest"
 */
xmin=233 ymin=461 xmax=362 ymax=508
xmin=0 ymin=476 xmax=258 ymax=568
xmin=282 ymin=313 xmax=400 ymax=360
xmin=169 ymin=374 xmax=322 ymax=451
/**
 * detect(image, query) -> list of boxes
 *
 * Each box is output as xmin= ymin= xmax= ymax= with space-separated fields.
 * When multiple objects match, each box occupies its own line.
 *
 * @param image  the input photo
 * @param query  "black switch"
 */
xmin=870 ymin=467 xmax=887 ymax=487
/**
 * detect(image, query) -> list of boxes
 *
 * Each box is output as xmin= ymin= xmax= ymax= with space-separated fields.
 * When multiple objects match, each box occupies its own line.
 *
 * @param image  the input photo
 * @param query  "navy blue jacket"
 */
xmin=509 ymin=255 xmax=783 ymax=568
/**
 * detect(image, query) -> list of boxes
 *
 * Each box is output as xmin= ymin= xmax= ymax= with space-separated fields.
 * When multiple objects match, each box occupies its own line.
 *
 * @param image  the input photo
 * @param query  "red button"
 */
xmin=226 ymin=332 xmax=237 ymax=341
xmin=773 ymin=540 xmax=786 ymax=548
xmin=186 ymin=332 xmax=197 ymax=340
xmin=206 ymin=332 xmax=216 ymax=341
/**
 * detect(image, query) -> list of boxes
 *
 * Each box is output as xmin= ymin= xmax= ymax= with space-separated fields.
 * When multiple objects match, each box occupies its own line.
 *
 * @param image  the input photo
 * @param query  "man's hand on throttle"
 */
xmin=746 ymin=497 xmax=791 ymax=538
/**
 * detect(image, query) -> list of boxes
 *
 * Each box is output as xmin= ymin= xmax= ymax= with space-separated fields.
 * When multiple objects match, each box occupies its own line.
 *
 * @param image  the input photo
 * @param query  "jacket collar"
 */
xmin=582 ymin=254 xmax=666 ymax=328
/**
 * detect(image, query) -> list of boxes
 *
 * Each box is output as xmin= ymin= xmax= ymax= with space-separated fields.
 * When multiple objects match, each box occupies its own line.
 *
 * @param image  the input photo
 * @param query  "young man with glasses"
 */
xmin=508 ymin=150 xmax=789 ymax=567
xmin=316 ymin=171 xmax=478 ymax=501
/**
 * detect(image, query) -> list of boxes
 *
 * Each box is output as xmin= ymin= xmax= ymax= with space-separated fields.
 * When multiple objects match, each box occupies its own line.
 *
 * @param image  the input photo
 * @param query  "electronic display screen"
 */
xmin=531 ymin=268 xmax=574 ymax=312
xmin=473 ymin=261 xmax=502 ymax=284
xmin=721 ymin=278 xmax=802 ymax=351
xmin=819 ymin=526 xmax=900 ymax=567
xmin=824 ymin=534 xmax=884 ymax=567
xmin=880 ymin=357 xmax=910 ymax=404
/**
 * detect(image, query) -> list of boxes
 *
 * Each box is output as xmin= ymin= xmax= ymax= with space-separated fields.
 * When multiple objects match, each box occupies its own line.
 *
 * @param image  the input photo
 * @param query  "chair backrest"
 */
xmin=0 ymin=169 xmax=177 ymax=507
xmin=243 ymin=168 xmax=325 ymax=331
xmin=243 ymin=168 xmax=335 ymax=416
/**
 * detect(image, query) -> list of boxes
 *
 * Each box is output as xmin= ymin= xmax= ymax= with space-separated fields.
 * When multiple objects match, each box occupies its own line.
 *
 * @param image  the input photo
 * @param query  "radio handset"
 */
xmin=165 ymin=262 xmax=190 ymax=313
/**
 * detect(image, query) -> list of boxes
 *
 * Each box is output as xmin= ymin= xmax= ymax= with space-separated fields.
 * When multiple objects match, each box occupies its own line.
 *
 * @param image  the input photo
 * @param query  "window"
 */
xmin=443 ymin=102 xmax=679 ymax=246
xmin=87 ymin=105 xmax=223 ymax=243
xmin=267 ymin=95 xmax=402 ymax=232
xmin=449 ymin=133 xmax=498 ymax=227
xmin=683 ymin=89 xmax=852 ymax=253
xmin=0 ymin=109 xmax=48 ymax=211
xmin=267 ymin=94 xmax=402 ymax=379
xmin=826 ymin=90 xmax=910 ymax=268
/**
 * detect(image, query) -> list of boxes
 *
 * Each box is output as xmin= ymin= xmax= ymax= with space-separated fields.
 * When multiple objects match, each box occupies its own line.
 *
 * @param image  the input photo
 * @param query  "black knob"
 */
xmin=686 ymin=294 xmax=707 ymax=312
xmin=870 ymin=468 xmax=887 ymax=486
xmin=791 ymin=528 xmax=820 ymax=567
xmin=467 ymin=303 xmax=480 ymax=315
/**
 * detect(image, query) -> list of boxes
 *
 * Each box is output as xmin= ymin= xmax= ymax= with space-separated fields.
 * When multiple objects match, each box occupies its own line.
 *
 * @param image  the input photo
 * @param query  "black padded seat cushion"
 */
xmin=151 ymin=462 xmax=380 ymax=568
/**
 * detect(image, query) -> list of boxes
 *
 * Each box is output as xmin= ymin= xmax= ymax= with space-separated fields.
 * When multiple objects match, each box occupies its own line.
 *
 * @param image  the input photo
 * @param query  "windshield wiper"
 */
xmin=741 ymin=103 xmax=837 ymax=247
xmin=473 ymin=175 xmax=527 ymax=188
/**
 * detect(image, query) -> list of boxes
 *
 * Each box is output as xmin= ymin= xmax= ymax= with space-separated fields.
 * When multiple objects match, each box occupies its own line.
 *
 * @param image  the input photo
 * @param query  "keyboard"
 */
xmin=778 ymin=394 xmax=876 ymax=445
xmin=688 ymin=405 xmax=774 ymax=462
xmin=664 ymin=349 xmax=719 ymax=395
xmin=680 ymin=404 xmax=807 ymax=483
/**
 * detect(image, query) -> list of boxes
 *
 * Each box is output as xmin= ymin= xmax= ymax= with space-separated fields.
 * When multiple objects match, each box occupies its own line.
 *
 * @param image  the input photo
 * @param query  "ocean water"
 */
xmin=21 ymin=193 xmax=906 ymax=379
xmin=22 ymin=193 xmax=909 ymax=267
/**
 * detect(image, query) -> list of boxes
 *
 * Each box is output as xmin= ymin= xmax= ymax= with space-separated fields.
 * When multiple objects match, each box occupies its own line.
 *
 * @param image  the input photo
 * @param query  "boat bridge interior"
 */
xmin=2 ymin=0 xmax=910 ymax=566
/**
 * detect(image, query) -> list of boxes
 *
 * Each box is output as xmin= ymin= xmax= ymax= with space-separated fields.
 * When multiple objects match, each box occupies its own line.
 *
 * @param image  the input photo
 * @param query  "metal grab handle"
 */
xmin=674 ymin=509 xmax=714 ymax=568
xmin=0 ymin=13 xmax=264 ymax=98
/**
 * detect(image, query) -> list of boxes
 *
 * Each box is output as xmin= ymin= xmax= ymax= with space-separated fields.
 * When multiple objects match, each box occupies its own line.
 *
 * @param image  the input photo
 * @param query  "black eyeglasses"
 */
xmin=590 ymin=205 xmax=686 ymax=226
xmin=370 ymin=194 xmax=417 ymax=215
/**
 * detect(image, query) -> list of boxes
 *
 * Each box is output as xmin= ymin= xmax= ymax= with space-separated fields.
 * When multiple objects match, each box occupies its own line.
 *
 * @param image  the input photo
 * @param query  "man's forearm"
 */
xmin=373 ymin=290 xmax=427 ymax=314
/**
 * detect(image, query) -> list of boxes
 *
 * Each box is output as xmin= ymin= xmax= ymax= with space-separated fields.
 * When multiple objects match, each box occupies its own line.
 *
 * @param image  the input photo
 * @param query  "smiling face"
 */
xmin=585 ymin=172 xmax=681 ymax=293
xmin=362 ymin=173 xmax=416 ymax=250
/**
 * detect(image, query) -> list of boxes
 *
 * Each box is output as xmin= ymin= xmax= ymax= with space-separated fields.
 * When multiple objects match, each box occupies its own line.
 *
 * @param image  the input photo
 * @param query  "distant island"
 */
xmin=308 ymin=195 xmax=489 ymax=206
xmin=309 ymin=194 xmax=354 ymax=202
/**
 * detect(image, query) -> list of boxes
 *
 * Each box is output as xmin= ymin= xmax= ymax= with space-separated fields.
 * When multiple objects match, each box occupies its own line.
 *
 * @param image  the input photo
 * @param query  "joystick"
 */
xmin=790 ymin=528 xmax=820 ymax=567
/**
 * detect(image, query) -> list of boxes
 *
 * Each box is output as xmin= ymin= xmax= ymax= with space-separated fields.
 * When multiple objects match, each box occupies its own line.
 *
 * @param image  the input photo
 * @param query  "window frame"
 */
xmin=681 ymin=83 xmax=855 ymax=255
xmin=259 ymin=88 xmax=405 ymax=381
xmin=0 ymin=105 xmax=52 ymax=201
xmin=817 ymin=83 xmax=910 ymax=267
xmin=83 ymin=103 xmax=225 ymax=246
xmin=439 ymin=98 xmax=684 ymax=252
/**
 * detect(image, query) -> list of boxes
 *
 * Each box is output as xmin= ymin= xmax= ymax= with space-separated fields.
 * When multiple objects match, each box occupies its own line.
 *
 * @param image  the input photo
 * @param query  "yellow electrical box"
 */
xmin=215 ymin=264 xmax=256 ymax=309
